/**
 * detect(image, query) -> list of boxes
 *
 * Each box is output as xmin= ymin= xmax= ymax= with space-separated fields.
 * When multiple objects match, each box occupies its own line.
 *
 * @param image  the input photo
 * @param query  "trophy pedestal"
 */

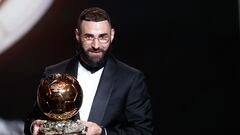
xmin=39 ymin=120 xmax=85 ymax=135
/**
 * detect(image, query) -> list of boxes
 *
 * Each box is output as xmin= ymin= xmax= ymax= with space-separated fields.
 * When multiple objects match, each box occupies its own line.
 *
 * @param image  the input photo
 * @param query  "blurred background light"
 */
xmin=0 ymin=0 xmax=53 ymax=54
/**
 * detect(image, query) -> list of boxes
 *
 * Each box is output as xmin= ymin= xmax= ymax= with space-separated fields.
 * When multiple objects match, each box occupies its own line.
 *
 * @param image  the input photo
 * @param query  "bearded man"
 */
xmin=24 ymin=7 xmax=153 ymax=135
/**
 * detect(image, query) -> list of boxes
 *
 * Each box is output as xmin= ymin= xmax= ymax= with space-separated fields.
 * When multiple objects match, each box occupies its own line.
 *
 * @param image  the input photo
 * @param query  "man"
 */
xmin=24 ymin=7 xmax=153 ymax=135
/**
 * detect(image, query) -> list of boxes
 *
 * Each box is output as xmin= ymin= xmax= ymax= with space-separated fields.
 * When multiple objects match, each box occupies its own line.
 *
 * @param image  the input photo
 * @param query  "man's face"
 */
xmin=75 ymin=20 xmax=114 ymax=67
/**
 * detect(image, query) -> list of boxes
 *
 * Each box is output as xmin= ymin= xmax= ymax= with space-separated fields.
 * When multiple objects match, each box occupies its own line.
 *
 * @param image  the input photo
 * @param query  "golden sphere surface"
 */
xmin=37 ymin=73 xmax=83 ymax=120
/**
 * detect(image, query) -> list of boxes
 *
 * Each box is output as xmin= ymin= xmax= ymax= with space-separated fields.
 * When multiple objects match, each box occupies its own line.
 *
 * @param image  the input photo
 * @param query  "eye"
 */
xmin=99 ymin=34 xmax=109 ymax=40
xmin=83 ymin=34 xmax=94 ymax=40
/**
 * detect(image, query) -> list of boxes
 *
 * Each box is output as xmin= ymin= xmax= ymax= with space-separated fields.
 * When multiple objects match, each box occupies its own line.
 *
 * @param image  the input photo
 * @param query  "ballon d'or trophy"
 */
xmin=37 ymin=73 xmax=85 ymax=134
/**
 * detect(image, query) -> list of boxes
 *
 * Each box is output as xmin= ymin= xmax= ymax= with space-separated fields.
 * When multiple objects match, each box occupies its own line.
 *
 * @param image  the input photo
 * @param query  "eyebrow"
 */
xmin=83 ymin=33 xmax=109 ymax=37
xmin=99 ymin=33 xmax=109 ymax=37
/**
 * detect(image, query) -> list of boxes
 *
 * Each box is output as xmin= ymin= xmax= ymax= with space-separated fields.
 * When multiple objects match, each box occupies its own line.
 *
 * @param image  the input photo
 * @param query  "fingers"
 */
xmin=79 ymin=120 xmax=102 ymax=135
xmin=31 ymin=120 xmax=46 ymax=135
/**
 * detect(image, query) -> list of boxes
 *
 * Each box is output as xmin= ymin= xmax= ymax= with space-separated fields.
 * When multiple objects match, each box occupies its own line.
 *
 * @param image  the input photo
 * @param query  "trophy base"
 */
xmin=39 ymin=120 xmax=85 ymax=135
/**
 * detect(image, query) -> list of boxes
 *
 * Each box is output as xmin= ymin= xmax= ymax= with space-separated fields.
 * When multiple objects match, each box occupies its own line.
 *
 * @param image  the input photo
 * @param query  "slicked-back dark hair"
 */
xmin=77 ymin=7 xmax=112 ymax=28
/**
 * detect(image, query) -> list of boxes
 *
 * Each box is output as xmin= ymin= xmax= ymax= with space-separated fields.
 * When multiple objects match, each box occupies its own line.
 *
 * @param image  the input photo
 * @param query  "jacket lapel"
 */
xmin=65 ymin=56 xmax=80 ymax=121
xmin=64 ymin=56 xmax=79 ymax=78
xmin=87 ymin=56 xmax=117 ymax=125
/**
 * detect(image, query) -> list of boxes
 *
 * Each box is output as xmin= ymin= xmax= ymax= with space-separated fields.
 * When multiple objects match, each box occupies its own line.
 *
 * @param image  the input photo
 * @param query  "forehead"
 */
xmin=80 ymin=20 xmax=111 ymax=34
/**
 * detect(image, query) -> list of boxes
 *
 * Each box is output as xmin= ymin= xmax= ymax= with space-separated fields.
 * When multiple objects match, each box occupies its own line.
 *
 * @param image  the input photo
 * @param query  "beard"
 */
xmin=76 ymin=43 xmax=111 ymax=68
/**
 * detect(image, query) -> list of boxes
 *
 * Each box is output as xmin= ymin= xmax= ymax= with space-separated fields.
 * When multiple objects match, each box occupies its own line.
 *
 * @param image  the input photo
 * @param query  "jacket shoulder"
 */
xmin=44 ymin=58 xmax=74 ymax=75
xmin=46 ymin=58 xmax=72 ymax=70
xmin=113 ymin=57 xmax=143 ymax=76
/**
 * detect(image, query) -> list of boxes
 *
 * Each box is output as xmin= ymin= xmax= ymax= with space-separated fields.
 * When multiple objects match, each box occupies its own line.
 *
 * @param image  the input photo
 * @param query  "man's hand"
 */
xmin=31 ymin=119 xmax=46 ymax=135
xmin=78 ymin=120 xmax=102 ymax=135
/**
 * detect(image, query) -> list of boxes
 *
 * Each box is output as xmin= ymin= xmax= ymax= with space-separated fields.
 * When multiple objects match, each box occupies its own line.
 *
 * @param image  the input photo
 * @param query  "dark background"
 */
xmin=0 ymin=0 xmax=238 ymax=134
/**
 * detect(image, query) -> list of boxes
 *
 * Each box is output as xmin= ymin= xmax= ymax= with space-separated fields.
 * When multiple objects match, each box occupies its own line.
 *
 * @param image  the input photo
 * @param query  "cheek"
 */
xmin=102 ymin=44 xmax=110 ymax=50
xmin=81 ymin=43 xmax=90 ymax=50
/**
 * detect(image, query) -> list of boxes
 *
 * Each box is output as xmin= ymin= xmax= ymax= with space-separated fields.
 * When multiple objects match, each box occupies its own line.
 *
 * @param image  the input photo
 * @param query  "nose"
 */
xmin=91 ymin=38 xmax=100 ymax=49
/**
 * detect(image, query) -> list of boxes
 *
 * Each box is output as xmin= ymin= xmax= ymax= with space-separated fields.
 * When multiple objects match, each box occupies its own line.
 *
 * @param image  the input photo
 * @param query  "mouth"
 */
xmin=88 ymin=51 xmax=103 ymax=56
xmin=90 ymin=50 xmax=101 ymax=53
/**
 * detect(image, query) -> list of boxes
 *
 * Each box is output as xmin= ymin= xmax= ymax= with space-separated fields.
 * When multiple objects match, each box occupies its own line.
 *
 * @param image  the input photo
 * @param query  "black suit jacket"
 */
xmin=24 ymin=55 xmax=153 ymax=135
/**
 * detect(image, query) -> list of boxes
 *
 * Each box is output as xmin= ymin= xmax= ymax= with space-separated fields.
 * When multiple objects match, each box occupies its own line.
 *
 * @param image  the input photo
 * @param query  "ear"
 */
xmin=75 ymin=28 xmax=80 ymax=41
xmin=110 ymin=28 xmax=115 ymax=42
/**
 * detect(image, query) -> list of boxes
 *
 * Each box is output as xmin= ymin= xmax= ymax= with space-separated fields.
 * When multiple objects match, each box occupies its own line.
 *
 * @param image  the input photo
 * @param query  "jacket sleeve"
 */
xmin=105 ymin=73 xmax=154 ymax=135
xmin=24 ymin=103 xmax=47 ymax=135
xmin=24 ymin=70 xmax=49 ymax=135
